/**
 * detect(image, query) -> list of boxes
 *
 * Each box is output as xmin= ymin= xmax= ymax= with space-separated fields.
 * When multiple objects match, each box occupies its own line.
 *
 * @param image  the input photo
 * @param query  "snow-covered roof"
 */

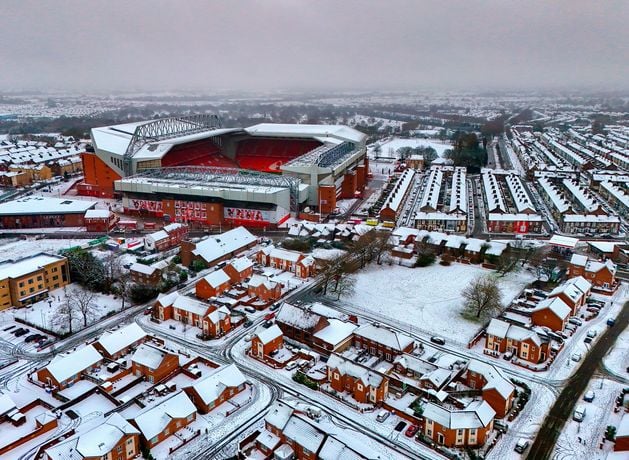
xmin=0 ymin=394 xmax=17 ymax=416
xmin=45 ymin=345 xmax=102 ymax=384
xmin=537 ymin=178 xmax=571 ymax=214
xmin=533 ymin=297 xmax=571 ymax=320
xmin=570 ymin=254 xmax=588 ymax=266
xmin=265 ymin=401 xmax=293 ymax=430
xmin=422 ymin=400 xmax=495 ymax=429
xmin=282 ymin=415 xmax=326 ymax=453
xmin=97 ymin=323 xmax=146 ymax=357
xmin=312 ymin=319 xmax=357 ymax=347
xmin=255 ymin=429 xmax=281 ymax=451
xmin=354 ymin=323 xmax=414 ymax=352
xmin=187 ymin=364 xmax=246 ymax=404
xmin=206 ymin=305 xmax=230 ymax=324
xmin=448 ymin=167 xmax=467 ymax=213
xmin=202 ymin=269 xmax=231 ymax=288
xmin=0 ymin=253 xmax=66 ymax=280
xmin=549 ymin=234 xmax=579 ymax=249
xmin=229 ymin=256 xmax=254 ymax=273
xmin=158 ymin=292 xmax=210 ymax=317
xmin=245 ymin=123 xmax=366 ymax=145
xmin=192 ymin=226 xmax=257 ymax=264
xmin=255 ymin=324 xmax=283 ymax=345
xmin=133 ymin=391 xmax=196 ymax=440
xmin=247 ymin=273 xmax=279 ymax=290
xmin=0 ymin=196 xmax=96 ymax=216
xmin=84 ymin=209 xmax=112 ymax=219
xmin=277 ymin=302 xmax=348 ymax=331
xmin=327 ymin=354 xmax=384 ymax=388
xmin=44 ymin=413 xmax=139 ymax=460
xmin=267 ymin=247 xmax=305 ymax=263
xmin=482 ymin=170 xmax=506 ymax=213
xmin=420 ymin=167 xmax=443 ymax=211
xmin=381 ymin=168 xmax=416 ymax=214
xmin=147 ymin=229 xmax=169 ymax=242
xmin=586 ymin=241 xmax=617 ymax=253
xmin=466 ymin=360 xmax=514 ymax=400
xmin=131 ymin=343 xmax=171 ymax=370
xmin=130 ymin=262 xmax=158 ymax=275
xmin=549 ymin=276 xmax=591 ymax=302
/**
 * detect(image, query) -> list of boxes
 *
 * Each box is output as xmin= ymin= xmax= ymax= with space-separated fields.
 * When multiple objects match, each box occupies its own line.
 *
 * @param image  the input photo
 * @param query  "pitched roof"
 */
xmin=327 ymin=354 xmax=384 ymax=387
xmin=96 ymin=323 xmax=146 ymax=356
xmin=422 ymin=400 xmax=495 ymax=429
xmin=354 ymin=323 xmax=414 ymax=352
xmin=202 ymin=269 xmax=231 ymax=288
xmin=192 ymin=227 xmax=257 ymax=264
xmin=255 ymin=324 xmax=283 ymax=345
xmin=133 ymin=391 xmax=196 ymax=440
xmin=466 ymin=360 xmax=515 ymax=399
xmin=45 ymin=345 xmax=102 ymax=384
xmin=187 ymin=364 xmax=246 ymax=404
xmin=533 ymin=297 xmax=571 ymax=320
xmin=229 ymin=256 xmax=254 ymax=273
xmin=132 ymin=343 xmax=172 ymax=370
xmin=264 ymin=401 xmax=293 ymax=430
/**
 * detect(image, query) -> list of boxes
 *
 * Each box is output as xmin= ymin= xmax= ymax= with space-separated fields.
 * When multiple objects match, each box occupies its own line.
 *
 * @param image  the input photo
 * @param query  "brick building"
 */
xmin=326 ymin=354 xmax=388 ymax=404
xmin=131 ymin=343 xmax=180 ymax=384
xmin=223 ymin=256 xmax=254 ymax=283
xmin=83 ymin=209 xmax=119 ymax=232
xmin=485 ymin=319 xmax=549 ymax=364
xmin=94 ymin=323 xmax=147 ymax=359
xmin=195 ymin=269 xmax=231 ymax=300
xmin=251 ymin=324 xmax=284 ymax=361
xmin=256 ymin=246 xmax=316 ymax=278
xmin=36 ymin=345 xmax=103 ymax=389
xmin=422 ymin=400 xmax=495 ymax=448
xmin=463 ymin=360 xmax=515 ymax=418
xmin=0 ymin=253 xmax=70 ymax=310
xmin=0 ymin=196 xmax=96 ymax=229
xmin=247 ymin=274 xmax=282 ymax=302
xmin=530 ymin=297 xmax=571 ymax=332
xmin=130 ymin=262 xmax=164 ymax=287
xmin=547 ymin=276 xmax=591 ymax=315
xmin=568 ymin=254 xmax=617 ymax=292
xmin=180 ymin=226 xmax=257 ymax=267
xmin=145 ymin=222 xmax=189 ymax=252
xmin=184 ymin=364 xmax=247 ymax=414
xmin=352 ymin=323 xmax=415 ymax=362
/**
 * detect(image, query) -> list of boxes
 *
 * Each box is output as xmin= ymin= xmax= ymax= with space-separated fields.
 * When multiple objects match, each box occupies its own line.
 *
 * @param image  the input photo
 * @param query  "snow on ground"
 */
xmin=344 ymin=263 xmax=535 ymax=342
xmin=551 ymin=378 xmax=625 ymax=460
xmin=311 ymin=248 xmax=346 ymax=261
xmin=372 ymin=137 xmax=452 ymax=158
xmin=335 ymin=198 xmax=357 ymax=213
xmin=0 ymin=238 xmax=92 ymax=261
xmin=1 ymin=284 xmax=125 ymax=334
xmin=604 ymin=324 xmax=629 ymax=378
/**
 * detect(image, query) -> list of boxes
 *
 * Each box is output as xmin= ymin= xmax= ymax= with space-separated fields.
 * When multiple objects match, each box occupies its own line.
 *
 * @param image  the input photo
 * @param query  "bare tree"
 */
xmin=333 ymin=274 xmax=356 ymax=300
xmin=68 ymin=288 xmax=98 ymax=328
xmin=102 ymin=252 xmax=124 ymax=293
xmin=115 ymin=271 xmax=133 ymax=310
xmin=461 ymin=275 xmax=503 ymax=320
xmin=495 ymin=250 xmax=520 ymax=277
xmin=54 ymin=287 xmax=77 ymax=334
xmin=372 ymin=232 xmax=391 ymax=264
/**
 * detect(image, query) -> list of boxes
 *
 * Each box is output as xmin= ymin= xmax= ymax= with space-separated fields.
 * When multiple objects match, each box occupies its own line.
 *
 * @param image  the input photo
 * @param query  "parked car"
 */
xmin=14 ymin=329 xmax=29 ymax=337
xmin=270 ymin=303 xmax=281 ymax=311
xmin=571 ymin=353 xmax=582 ymax=362
xmin=405 ymin=425 xmax=419 ymax=437
xmin=285 ymin=361 xmax=299 ymax=371
xmin=24 ymin=334 xmax=40 ymax=343
xmin=568 ymin=317 xmax=583 ymax=327
xmin=244 ymin=334 xmax=253 ymax=342
xmin=503 ymin=350 xmax=514 ymax=360
xmin=584 ymin=390 xmax=595 ymax=402
xmin=514 ymin=438 xmax=530 ymax=454
xmin=264 ymin=312 xmax=276 ymax=321
xmin=243 ymin=319 xmax=253 ymax=327
xmin=573 ymin=405 xmax=586 ymax=422
xmin=495 ymin=420 xmax=509 ymax=433
xmin=143 ymin=307 xmax=153 ymax=315
xmin=376 ymin=410 xmax=390 ymax=422
xmin=430 ymin=336 xmax=446 ymax=345
xmin=584 ymin=336 xmax=592 ymax=344
xmin=394 ymin=421 xmax=406 ymax=432
xmin=244 ymin=307 xmax=256 ymax=314
xmin=586 ymin=329 xmax=598 ymax=338
xmin=607 ymin=318 xmax=616 ymax=327
xmin=262 ymin=320 xmax=274 ymax=328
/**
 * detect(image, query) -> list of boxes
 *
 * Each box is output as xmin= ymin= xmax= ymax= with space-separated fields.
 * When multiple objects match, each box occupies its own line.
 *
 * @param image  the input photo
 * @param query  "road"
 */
xmin=526 ymin=300 xmax=629 ymax=460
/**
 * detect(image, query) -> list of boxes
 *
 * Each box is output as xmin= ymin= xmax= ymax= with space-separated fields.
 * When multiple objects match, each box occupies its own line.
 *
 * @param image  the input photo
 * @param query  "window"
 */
xmin=19 ymin=281 xmax=24 ymax=287
xmin=127 ymin=438 xmax=133 ymax=444
xmin=357 ymin=383 xmax=363 ymax=391
xmin=117 ymin=445 xmax=123 ymax=452
xmin=28 ymin=279 xmax=33 ymax=284
xmin=37 ymin=276 xmax=43 ymax=281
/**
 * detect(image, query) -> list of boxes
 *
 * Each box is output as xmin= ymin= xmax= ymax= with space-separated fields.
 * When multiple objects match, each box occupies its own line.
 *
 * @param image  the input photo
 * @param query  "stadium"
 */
xmin=78 ymin=115 xmax=368 ymax=228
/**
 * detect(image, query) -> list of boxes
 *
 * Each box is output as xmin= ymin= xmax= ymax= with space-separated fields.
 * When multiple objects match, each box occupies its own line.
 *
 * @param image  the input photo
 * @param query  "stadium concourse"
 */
xmin=78 ymin=115 xmax=368 ymax=229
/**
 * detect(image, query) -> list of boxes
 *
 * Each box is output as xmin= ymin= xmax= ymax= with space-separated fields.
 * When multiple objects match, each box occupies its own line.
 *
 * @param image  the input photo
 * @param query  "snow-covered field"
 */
xmin=344 ymin=263 xmax=535 ymax=342
xmin=0 ymin=238 xmax=92 ymax=261
xmin=604 ymin=324 xmax=629 ymax=378
xmin=1 ymin=284 xmax=124 ymax=334
xmin=372 ymin=137 xmax=452 ymax=158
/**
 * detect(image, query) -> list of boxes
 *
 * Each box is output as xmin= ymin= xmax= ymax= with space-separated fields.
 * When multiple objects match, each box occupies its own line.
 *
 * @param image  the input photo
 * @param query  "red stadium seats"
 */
xmin=235 ymin=138 xmax=321 ymax=173
xmin=161 ymin=140 xmax=238 ymax=168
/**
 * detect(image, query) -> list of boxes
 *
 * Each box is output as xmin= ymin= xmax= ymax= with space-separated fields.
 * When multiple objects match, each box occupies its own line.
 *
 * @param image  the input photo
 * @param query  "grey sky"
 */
xmin=1 ymin=0 xmax=627 ymax=92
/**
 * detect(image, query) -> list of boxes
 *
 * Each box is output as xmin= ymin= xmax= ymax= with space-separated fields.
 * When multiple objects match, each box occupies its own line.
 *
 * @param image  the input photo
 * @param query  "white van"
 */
xmin=376 ymin=410 xmax=390 ymax=422
xmin=573 ymin=405 xmax=586 ymax=422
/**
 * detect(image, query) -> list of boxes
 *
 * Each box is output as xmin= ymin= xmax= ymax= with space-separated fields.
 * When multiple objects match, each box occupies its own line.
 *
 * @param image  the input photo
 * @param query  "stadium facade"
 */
xmin=78 ymin=115 xmax=368 ymax=228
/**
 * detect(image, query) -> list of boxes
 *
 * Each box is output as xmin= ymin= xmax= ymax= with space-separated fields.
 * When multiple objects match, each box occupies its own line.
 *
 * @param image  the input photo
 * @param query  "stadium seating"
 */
xmin=161 ymin=140 xmax=238 ymax=168
xmin=235 ymin=138 xmax=321 ymax=172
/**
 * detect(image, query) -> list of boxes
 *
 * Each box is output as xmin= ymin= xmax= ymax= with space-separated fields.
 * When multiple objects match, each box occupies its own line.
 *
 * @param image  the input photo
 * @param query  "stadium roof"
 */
xmin=245 ymin=123 xmax=366 ymax=145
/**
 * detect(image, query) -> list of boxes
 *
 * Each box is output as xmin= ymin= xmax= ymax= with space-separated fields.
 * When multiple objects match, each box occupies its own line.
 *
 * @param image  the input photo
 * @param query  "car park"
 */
xmin=514 ymin=438 xmax=529 ymax=454
xmin=584 ymin=391 xmax=595 ymax=402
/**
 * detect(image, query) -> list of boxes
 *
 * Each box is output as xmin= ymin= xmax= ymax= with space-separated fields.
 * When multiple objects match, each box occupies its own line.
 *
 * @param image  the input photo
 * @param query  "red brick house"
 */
xmin=464 ymin=360 xmax=515 ymax=418
xmin=36 ymin=345 xmax=103 ymax=389
xmin=94 ymin=323 xmax=147 ymax=359
xmin=485 ymin=319 xmax=549 ymax=364
xmin=195 ymin=269 xmax=232 ymax=300
xmin=256 ymin=246 xmax=316 ymax=278
xmin=391 ymin=353 xmax=458 ymax=392
xmin=326 ymin=354 xmax=388 ymax=404
xmin=548 ymin=276 xmax=592 ymax=315
xmin=41 ymin=413 xmax=139 ymax=460
xmin=130 ymin=262 xmax=163 ymax=287
xmin=131 ymin=391 xmax=197 ymax=449
xmin=155 ymin=292 xmax=211 ymax=326
xmin=83 ymin=209 xmax=118 ymax=232
xmin=223 ymin=257 xmax=254 ymax=283
xmin=530 ymin=297 xmax=571 ymax=332
xmin=352 ymin=323 xmax=415 ymax=361
xmin=184 ymin=364 xmax=247 ymax=414
xmin=251 ymin=324 xmax=284 ymax=361
xmin=247 ymin=274 xmax=282 ymax=302
xmin=180 ymin=226 xmax=257 ymax=267
xmin=131 ymin=343 xmax=180 ymax=384
xmin=422 ymin=400 xmax=495 ymax=447
xmin=568 ymin=254 xmax=617 ymax=292
xmin=201 ymin=305 xmax=231 ymax=339
xmin=145 ymin=222 xmax=189 ymax=252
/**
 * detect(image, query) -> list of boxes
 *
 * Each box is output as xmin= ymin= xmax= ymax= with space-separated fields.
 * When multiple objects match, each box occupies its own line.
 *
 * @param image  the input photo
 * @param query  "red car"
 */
xmin=264 ymin=312 xmax=275 ymax=321
xmin=405 ymin=425 xmax=419 ymax=437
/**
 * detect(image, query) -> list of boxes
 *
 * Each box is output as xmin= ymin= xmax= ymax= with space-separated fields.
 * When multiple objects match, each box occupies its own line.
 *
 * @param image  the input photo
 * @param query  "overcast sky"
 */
xmin=1 ymin=0 xmax=627 ymax=93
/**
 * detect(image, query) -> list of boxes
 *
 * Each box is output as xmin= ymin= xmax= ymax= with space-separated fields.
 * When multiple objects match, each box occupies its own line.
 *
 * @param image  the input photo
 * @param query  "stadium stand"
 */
xmin=161 ymin=140 xmax=237 ymax=168
xmin=235 ymin=138 xmax=321 ymax=172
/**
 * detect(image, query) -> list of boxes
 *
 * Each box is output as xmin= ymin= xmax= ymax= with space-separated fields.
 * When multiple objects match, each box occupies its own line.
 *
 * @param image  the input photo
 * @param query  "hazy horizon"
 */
xmin=1 ymin=0 xmax=627 ymax=93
